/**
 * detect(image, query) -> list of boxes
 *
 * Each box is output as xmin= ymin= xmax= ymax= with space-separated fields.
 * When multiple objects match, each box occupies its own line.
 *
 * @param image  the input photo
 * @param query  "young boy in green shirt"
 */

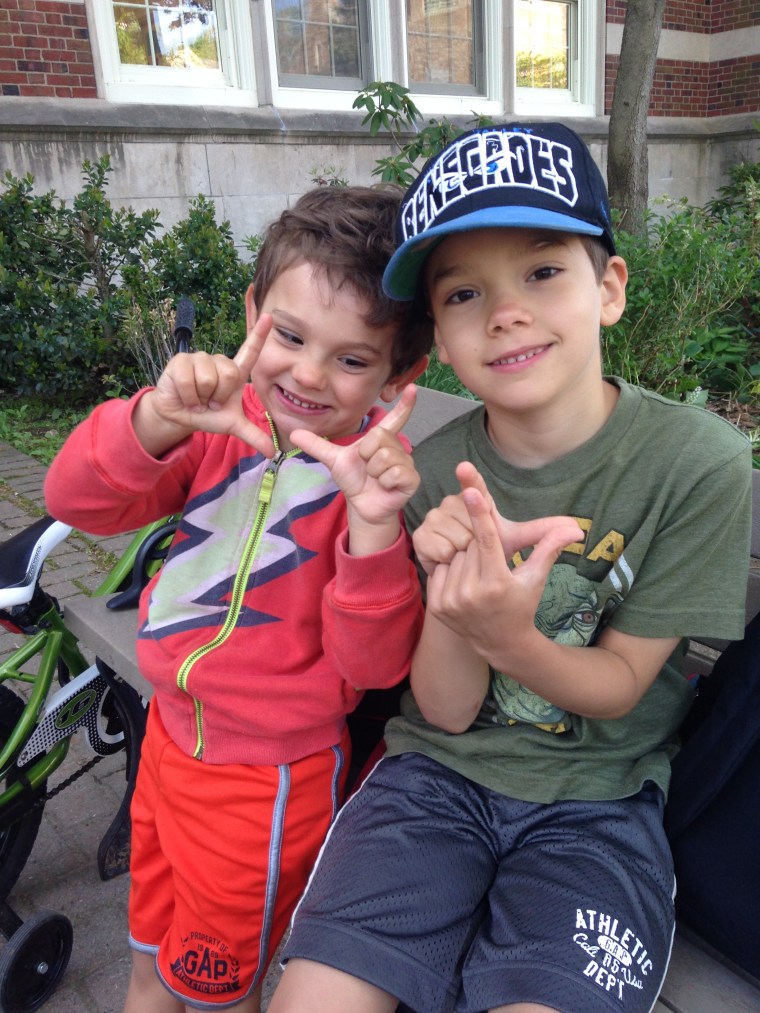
xmin=268 ymin=122 xmax=751 ymax=1013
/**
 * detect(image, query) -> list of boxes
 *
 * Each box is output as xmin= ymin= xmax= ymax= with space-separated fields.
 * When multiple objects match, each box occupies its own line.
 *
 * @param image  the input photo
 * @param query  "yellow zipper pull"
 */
xmin=258 ymin=450 xmax=286 ymax=505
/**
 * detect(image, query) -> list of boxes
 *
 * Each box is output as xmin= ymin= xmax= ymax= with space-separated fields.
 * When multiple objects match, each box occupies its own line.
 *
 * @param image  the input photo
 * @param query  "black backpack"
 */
xmin=664 ymin=611 xmax=760 ymax=980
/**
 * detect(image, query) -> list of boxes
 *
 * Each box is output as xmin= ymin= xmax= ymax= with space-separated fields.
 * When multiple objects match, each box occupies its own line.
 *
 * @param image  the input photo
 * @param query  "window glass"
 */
xmin=113 ymin=1 xmax=220 ymax=70
xmin=273 ymin=0 xmax=362 ymax=81
xmin=406 ymin=0 xmax=479 ymax=90
xmin=515 ymin=0 xmax=570 ymax=90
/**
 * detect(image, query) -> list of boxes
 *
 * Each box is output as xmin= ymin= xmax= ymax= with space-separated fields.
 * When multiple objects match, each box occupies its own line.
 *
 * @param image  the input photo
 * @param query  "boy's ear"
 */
xmin=378 ymin=356 xmax=429 ymax=402
xmin=433 ymin=323 xmax=451 ymax=365
xmin=600 ymin=256 xmax=628 ymax=327
xmin=244 ymin=283 xmax=258 ymax=329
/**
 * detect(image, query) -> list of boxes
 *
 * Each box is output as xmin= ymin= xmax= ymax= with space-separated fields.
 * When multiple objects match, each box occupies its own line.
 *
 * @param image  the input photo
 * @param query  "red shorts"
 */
xmin=128 ymin=701 xmax=350 ymax=1007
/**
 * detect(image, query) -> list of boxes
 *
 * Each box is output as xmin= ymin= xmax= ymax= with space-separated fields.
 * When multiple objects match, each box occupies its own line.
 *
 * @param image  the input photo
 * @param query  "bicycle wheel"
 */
xmin=0 ymin=910 xmax=73 ymax=1012
xmin=0 ymin=687 xmax=45 ymax=903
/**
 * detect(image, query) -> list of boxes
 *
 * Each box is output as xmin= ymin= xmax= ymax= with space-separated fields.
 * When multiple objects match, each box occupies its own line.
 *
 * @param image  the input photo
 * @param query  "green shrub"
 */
xmin=604 ymin=162 xmax=759 ymax=402
xmin=0 ymin=156 xmax=160 ymax=399
xmin=120 ymin=195 xmax=255 ymax=386
xmin=0 ymin=160 xmax=256 ymax=400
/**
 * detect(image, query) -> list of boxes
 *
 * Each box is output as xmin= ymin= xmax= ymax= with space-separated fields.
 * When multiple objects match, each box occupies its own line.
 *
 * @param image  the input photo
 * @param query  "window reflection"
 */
xmin=516 ymin=0 xmax=570 ymax=89
xmin=406 ymin=0 xmax=476 ymax=87
xmin=113 ymin=1 xmax=220 ymax=70
xmin=273 ymin=1 xmax=361 ymax=78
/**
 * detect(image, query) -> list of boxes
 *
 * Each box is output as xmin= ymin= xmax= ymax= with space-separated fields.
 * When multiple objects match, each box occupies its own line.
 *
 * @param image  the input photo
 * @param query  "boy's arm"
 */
xmin=411 ymin=610 xmax=490 ymax=733
xmin=46 ymin=314 xmax=278 ymax=534
xmin=420 ymin=485 xmax=680 ymax=726
xmin=322 ymin=528 xmax=424 ymax=690
xmin=292 ymin=387 xmax=424 ymax=688
xmin=44 ymin=392 xmax=202 ymax=534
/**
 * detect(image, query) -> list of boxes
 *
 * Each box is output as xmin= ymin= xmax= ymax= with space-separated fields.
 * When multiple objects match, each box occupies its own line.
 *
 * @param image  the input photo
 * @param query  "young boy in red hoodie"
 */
xmin=45 ymin=185 xmax=432 ymax=1012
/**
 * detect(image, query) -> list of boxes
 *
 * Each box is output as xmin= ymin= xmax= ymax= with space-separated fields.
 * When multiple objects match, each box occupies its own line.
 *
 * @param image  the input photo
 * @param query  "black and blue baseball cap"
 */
xmin=383 ymin=121 xmax=616 ymax=300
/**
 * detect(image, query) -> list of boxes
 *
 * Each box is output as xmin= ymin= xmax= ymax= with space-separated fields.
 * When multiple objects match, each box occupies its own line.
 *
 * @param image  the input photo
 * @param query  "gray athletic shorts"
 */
xmin=282 ymin=753 xmax=676 ymax=1013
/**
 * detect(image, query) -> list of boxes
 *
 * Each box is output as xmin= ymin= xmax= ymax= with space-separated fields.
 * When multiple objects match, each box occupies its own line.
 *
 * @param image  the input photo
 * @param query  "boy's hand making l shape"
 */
xmin=134 ymin=312 xmax=277 ymax=460
xmin=291 ymin=385 xmax=420 ymax=557
xmin=416 ymin=462 xmax=583 ymax=652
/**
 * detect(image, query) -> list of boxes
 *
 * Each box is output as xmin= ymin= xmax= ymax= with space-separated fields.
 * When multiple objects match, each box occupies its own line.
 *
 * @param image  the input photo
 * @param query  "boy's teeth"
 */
xmin=496 ymin=348 xmax=540 ymax=365
xmin=283 ymin=389 xmax=322 ymax=409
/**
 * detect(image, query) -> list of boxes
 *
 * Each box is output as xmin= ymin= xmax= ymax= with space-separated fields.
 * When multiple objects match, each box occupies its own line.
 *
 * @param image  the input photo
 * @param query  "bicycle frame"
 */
xmin=0 ymin=515 xmax=174 ymax=827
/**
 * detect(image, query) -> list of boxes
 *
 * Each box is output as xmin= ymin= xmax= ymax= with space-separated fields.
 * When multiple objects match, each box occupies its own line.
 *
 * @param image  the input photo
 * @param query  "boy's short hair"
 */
xmin=253 ymin=185 xmax=433 ymax=377
xmin=383 ymin=122 xmax=616 ymax=301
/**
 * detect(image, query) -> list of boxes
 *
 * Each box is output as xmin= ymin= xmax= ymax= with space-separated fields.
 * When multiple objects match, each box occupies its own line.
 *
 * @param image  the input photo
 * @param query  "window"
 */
xmin=406 ymin=0 xmax=484 ymax=95
xmin=272 ymin=0 xmax=369 ymax=89
xmin=87 ymin=0 xmax=599 ymax=116
xmin=514 ymin=0 xmax=597 ymax=114
xmin=516 ymin=0 xmax=570 ymax=90
xmin=112 ymin=1 xmax=221 ymax=71
xmin=87 ymin=0 xmax=257 ymax=105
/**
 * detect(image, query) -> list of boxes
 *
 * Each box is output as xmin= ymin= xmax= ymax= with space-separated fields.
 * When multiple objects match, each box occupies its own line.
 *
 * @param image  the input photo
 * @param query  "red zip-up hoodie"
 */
xmin=45 ymin=387 xmax=423 ymax=765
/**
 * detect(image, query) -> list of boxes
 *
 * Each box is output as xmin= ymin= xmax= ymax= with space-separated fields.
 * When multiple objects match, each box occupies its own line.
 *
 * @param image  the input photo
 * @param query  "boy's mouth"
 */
xmin=276 ymin=385 xmax=329 ymax=412
xmin=489 ymin=345 xmax=548 ymax=367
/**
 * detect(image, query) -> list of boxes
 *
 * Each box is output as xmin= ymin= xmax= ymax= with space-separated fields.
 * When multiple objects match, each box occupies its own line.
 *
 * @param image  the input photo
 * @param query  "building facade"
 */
xmin=0 ymin=0 xmax=758 ymax=247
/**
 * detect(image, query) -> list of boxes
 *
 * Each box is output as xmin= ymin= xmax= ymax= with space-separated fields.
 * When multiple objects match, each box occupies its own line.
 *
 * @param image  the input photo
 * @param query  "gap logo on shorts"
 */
xmin=572 ymin=907 xmax=654 ymax=1002
xmin=170 ymin=932 xmax=242 ymax=996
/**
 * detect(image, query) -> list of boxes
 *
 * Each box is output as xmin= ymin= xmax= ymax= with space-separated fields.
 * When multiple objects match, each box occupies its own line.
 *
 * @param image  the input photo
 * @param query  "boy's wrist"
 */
xmin=133 ymin=390 xmax=194 ymax=458
xmin=345 ymin=510 xmax=402 ymax=557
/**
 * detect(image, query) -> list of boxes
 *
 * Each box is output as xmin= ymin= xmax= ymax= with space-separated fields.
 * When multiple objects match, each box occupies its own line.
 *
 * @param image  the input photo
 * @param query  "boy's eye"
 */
xmin=531 ymin=266 xmax=561 ymax=282
xmin=276 ymin=328 xmax=303 ymax=346
xmin=447 ymin=287 xmax=478 ymax=305
xmin=339 ymin=356 xmax=368 ymax=370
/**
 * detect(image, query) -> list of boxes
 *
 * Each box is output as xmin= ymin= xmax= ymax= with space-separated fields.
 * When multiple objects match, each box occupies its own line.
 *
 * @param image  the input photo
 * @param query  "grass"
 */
xmin=0 ymin=400 xmax=90 ymax=466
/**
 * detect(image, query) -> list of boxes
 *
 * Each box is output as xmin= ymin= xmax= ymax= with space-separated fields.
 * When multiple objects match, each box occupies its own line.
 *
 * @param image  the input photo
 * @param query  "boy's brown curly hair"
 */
xmin=252 ymin=185 xmax=433 ymax=378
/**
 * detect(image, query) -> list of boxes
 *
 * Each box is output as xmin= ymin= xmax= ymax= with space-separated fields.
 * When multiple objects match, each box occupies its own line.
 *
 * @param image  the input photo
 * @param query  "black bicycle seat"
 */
xmin=0 ymin=515 xmax=72 ymax=608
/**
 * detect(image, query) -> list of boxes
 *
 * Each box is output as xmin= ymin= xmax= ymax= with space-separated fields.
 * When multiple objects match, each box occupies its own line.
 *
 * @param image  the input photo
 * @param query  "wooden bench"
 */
xmin=63 ymin=385 xmax=760 ymax=1012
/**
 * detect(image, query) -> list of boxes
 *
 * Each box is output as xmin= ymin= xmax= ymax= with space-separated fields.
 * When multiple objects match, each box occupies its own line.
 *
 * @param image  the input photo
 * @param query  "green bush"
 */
xmin=0 ymin=158 xmax=256 ymax=401
xmin=0 ymin=157 xmax=160 ymax=398
xmin=604 ymin=160 xmax=760 ymax=402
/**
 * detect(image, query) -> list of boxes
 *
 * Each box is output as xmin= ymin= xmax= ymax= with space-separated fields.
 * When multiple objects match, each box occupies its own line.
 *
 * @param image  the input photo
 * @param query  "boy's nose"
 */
xmin=291 ymin=356 xmax=327 ymax=390
xmin=487 ymin=296 xmax=532 ymax=333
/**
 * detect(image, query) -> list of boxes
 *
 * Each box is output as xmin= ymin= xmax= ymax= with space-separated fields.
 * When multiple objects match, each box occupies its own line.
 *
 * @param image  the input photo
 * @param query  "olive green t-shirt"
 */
xmin=387 ymin=379 xmax=751 ymax=804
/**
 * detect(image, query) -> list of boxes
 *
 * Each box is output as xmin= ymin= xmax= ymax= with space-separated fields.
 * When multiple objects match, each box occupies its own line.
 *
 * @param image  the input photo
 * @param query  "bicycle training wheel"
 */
xmin=0 ymin=910 xmax=73 ymax=1013
xmin=0 ymin=688 xmax=45 ymax=903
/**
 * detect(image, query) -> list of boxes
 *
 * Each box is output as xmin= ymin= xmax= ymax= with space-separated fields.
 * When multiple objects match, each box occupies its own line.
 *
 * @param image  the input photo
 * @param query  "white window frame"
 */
xmin=86 ymin=0 xmax=257 ymax=107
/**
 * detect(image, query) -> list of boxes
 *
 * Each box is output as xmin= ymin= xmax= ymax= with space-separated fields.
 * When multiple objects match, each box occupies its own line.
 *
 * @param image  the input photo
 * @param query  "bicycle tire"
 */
xmin=0 ymin=687 xmax=45 ymax=902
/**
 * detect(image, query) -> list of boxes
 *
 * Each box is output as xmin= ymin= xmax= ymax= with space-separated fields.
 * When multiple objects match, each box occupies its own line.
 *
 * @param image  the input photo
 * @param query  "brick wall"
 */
xmin=606 ymin=0 xmax=757 ymax=33
xmin=0 ymin=0 xmax=96 ymax=98
xmin=605 ymin=0 xmax=760 ymax=116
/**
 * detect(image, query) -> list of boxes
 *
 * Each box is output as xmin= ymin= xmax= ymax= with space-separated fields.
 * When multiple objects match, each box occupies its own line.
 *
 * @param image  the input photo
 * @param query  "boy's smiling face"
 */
xmin=248 ymin=261 xmax=415 ymax=452
xmin=425 ymin=227 xmax=627 ymax=437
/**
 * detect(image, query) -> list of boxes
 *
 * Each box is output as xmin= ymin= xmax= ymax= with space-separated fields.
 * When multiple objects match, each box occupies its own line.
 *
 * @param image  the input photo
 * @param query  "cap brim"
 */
xmin=383 ymin=207 xmax=605 ymax=300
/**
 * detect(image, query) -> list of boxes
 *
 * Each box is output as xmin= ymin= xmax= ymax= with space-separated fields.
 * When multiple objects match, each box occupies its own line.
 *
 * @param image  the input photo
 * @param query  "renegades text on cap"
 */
xmin=383 ymin=121 xmax=616 ymax=300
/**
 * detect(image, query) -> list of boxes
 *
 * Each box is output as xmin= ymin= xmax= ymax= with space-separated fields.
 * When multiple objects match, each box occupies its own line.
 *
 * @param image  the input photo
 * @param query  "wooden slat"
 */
xmin=658 ymin=930 xmax=760 ymax=1012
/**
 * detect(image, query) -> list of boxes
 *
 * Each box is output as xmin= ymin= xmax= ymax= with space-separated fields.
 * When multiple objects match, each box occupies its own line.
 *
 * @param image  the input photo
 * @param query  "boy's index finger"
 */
xmin=376 ymin=384 xmax=417 ymax=436
xmin=456 ymin=461 xmax=490 ymax=500
xmin=233 ymin=312 xmax=273 ymax=379
xmin=290 ymin=428 xmax=340 ymax=470
xmin=462 ymin=487 xmax=504 ymax=572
